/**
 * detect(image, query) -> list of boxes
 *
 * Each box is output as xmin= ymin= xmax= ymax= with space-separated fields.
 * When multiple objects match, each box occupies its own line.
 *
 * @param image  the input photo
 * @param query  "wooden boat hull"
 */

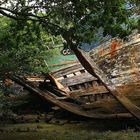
xmin=89 ymin=38 xmax=140 ymax=86
xmin=8 ymin=36 xmax=140 ymax=119
xmin=73 ymin=36 xmax=140 ymax=119
xmin=88 ymin=38 xmax=140 ymax=105
xmin=10 ymin=67 xmax=132 ymax=119
xmin=51 ymin=63 xmax=138 ymax=116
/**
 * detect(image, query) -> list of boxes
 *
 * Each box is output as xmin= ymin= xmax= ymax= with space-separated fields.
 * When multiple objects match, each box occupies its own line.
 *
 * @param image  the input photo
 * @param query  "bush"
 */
xmin=0 ymin=91 xmax=16 ymax=120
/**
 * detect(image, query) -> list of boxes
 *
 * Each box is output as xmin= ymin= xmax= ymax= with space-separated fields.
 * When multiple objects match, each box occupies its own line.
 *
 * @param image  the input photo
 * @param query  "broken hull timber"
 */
xmin=11 ymin=64 xmax=132 ymax=119
xmin=90 ymin=38 xmax=140 ymax=106
xmin=9 ymin=35 xmax=140 ymax=119
xmin=74 ymin=35 xmax=140 ymax=119
xmin=51 ymin=63 xmax=130 ymax=116
xmin=89 ymin=38 xmax=140 ymax=87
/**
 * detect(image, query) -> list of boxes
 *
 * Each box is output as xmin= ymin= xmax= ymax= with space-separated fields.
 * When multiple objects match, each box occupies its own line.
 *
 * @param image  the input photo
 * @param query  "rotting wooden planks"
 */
xmin=71 ymin=46 xmax=140 ymax=120
xmin=51 ymin=63 xmax=84 ymax=78
xmin=10 ymin=75 xmax=132 ymax=119
xmin=69 ymin=86 xmax=108 ymax=97
xmin=60 ymin=72 xmax=97 ymax=87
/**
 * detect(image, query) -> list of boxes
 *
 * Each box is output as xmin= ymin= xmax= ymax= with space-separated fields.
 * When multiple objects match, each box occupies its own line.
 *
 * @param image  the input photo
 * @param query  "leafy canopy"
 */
xmin=0 ymin=16 xmax=63 ymax=78
xmin=0 ymin=0 xmax=139 ymax=44
xmin=0 ymin=0 xmax=139 ymax=77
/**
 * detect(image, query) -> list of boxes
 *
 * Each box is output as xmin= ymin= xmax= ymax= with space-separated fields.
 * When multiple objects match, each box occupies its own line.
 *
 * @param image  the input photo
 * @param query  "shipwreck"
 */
xmin=10 ymin=33 xmax=140 ymax=120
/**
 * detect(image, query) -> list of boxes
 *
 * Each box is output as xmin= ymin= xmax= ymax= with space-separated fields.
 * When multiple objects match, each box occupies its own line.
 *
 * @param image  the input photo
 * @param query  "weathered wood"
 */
xmin=26 ymin=77 xmax=45 ymax=82
xmin=49 ymin=60 xmax=79 ymax=67
xmin=43 ymin=73 xmax=67 ymax=93
xmin=71 ymin=45 xmax=140 ymax=119
xmin=10 ymin=75 xmax=132 ymax=119
xmin=69 ymin=86 xmax=108 ymax=97
xmin=55 ymin=96 xmax=69 ymax=100
xmin=81 ymin=98 xmax=127 ymax=113
xmin=7 ymin=39 xmax=140 ymax=120
xmin=52 ymin=63 xmax=84 ymax=78
xmin=60 ymin=73 xmax=97 ymax=87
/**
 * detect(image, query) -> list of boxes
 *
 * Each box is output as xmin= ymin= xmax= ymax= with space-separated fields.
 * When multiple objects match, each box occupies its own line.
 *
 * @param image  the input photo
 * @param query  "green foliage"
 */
xmin=0 ymin=17 xmax=64 ymax=78
xmin=0 ymin=86 xmax=30 ymax=119
xmin=0 ymin=0 xmax=139 ymax=44
xmin=0 ymin=122 xmax=140 ymax=140
xmin=0 ymin=0 xmax=139 ymax=76
xmin=0 ymin=92 xmax=15 ymax=119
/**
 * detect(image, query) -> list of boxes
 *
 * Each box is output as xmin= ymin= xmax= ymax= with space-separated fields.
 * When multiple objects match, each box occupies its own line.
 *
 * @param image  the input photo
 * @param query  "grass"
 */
xmin=0 ymin=119 xmax=140 ymax=140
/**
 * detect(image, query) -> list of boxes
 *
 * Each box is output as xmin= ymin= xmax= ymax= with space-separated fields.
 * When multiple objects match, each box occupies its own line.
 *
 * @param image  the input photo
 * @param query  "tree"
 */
xmin=0 ymin=16 xmax=63 ymax=78
xmin=0 ymin=0 xmax=139 ymax=76
xmin=0 ymin=0 xmax=139 ymax=42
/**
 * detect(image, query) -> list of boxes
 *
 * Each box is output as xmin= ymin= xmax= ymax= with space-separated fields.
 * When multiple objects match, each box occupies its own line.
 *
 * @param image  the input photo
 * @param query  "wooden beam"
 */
xmin=60 ymin=73 xmax=97 ymax=87
xmin=56 ymin=96 xmax=69 ymax=100
xmin=51 ymin=63 xmax=84 ymax=78
xmin=72 ymin=47 xmax=140 ymax=120
xmin=10 ymin=75 xmax=132 ymax=119
xmin=49 ymin=60 xmax=79 ymax=67
xmin=69 ymin=86 xmax=108 ymax=97
xmin=81 ymin=98 xmax=127 ymax=114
